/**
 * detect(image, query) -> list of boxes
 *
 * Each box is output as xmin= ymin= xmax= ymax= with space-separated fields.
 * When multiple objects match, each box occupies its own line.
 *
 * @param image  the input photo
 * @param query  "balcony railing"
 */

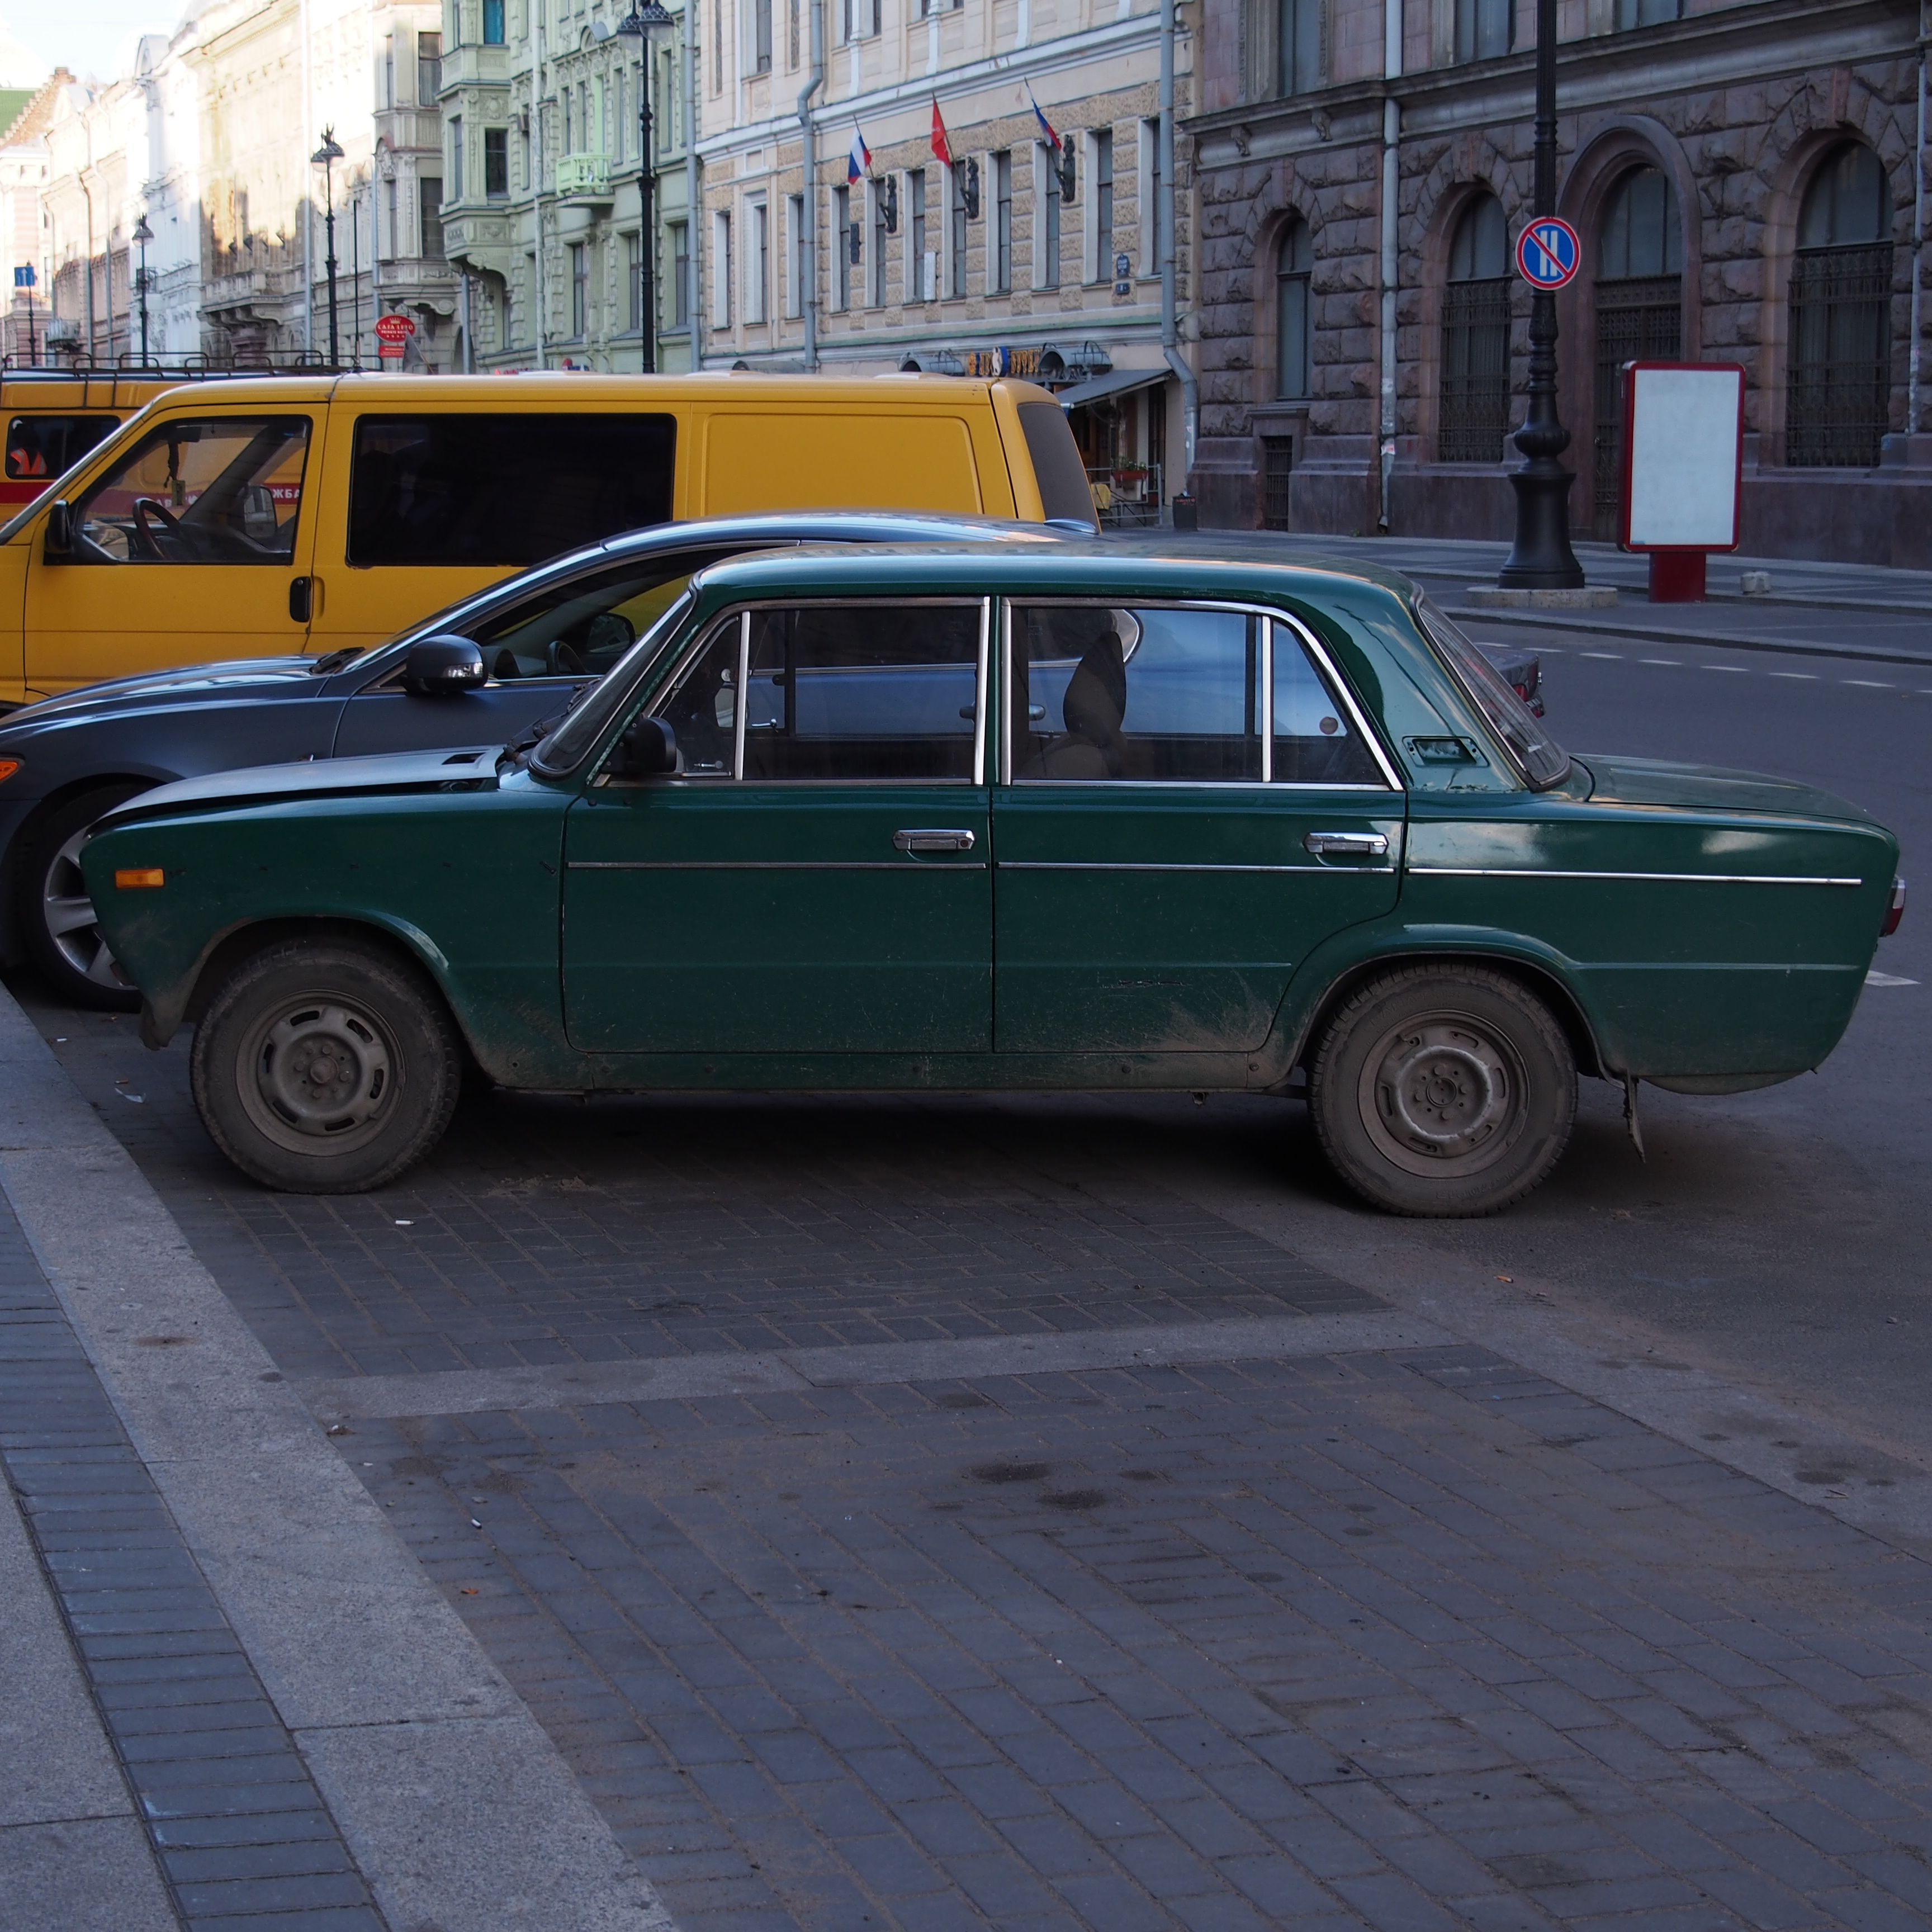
xmin=557 ymin=153 xmax=613 ymax=200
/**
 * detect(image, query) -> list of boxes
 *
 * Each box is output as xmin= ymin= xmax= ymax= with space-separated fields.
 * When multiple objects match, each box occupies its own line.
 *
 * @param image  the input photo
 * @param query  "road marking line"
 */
xmin=1845 ymin=679 xmax=1894 ymax=688
xmin=1769 ymin=671 xmax=1819 ymax=679
xmin=1704 ymin=664 xmax=1749 ymax=672
xmin=1580 ymin=650 xmax=1623 ymax=659
xmin=300 ymin=1311 xmax=1453 ymax=1422
xmin=1639 ymin=658 xmax=1681 ymax=666
xmin=1866 ymin=970 xmax=1919 ymax=987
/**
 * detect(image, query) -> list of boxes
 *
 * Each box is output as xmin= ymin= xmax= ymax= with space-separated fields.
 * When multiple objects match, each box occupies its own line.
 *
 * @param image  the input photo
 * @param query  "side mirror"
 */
xmin=610 ymin=714 xmax=678 ymax=779
xmin=44 ymin=500 xmax=72 ymax=557
xmin=402 ymin=634 xmax=486 ymax=695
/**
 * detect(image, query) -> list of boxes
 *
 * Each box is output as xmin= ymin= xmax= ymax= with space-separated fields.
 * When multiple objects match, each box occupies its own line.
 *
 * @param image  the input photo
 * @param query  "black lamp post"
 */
xmin=617 ymin=2 xmax=676 ymax=373
xmin=131 ymin=212 xmax=153 ymax=366
xmin=1497 ymin=0 xmax=1583 ymax=589
xmin=311 ymin=127 xmax=345 ymax=368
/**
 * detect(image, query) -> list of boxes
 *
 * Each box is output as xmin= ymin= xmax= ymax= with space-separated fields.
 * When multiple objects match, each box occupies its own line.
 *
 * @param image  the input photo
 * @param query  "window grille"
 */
xmin=1788 ymin=244 xmax=1893 ymax=466
xmin=1440 ymin=280 xmax=1511 ymax=462
xmin=1262 ymin=437 xmax=1294 ymax=529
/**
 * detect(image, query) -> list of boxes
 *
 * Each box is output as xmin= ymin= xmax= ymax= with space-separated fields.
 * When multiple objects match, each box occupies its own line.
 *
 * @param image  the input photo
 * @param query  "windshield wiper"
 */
xmin=307 ymin=648 xmax=363 ymax=676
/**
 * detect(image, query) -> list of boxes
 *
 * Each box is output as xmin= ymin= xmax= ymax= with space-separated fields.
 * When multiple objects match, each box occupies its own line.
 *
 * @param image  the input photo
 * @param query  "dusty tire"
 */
xmin=190 ymin=940 xmax=461 ymax=1194
xmin=20 ymin=783 xmax=151 ymax=1010
xmin=1309 ymin=964 xmax=1576 ymax=1217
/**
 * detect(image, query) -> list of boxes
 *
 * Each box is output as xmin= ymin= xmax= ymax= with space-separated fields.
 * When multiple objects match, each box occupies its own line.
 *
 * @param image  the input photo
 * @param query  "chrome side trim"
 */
xmin=997 ymin=860 xmax=1380 ymax=874
xmin=1407 ymin=867 xmax=1864 ymax=887
xmin=973 ymin=597 xmax=989 ymax=787
xmin=570 ymin=860 xmax=989 ymax=872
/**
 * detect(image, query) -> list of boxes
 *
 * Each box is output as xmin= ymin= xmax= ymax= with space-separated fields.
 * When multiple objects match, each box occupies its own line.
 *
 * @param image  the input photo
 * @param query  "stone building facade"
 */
xmin=696 ymin=0 xmax=1196 ymax=518
xmin=1186 ymin=0 xmax=1932 ymax=567
xmin=435 ymin=0 xmax=698 ymax=373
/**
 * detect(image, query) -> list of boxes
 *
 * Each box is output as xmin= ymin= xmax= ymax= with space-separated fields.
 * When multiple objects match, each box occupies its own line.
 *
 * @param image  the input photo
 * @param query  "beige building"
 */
xmin=695 ymin=0 xmax=1197 ymax=515
xmin=0 ymin=72 xmax=66 ymax=358
xmin=35 ymin=0 xmax=453 ymax=370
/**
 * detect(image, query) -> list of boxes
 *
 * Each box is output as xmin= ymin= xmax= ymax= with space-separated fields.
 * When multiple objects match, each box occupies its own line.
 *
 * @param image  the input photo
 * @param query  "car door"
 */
xmin=24 ymin=409 xmax=320 ymax=694
xmin=562 ymin=595 xmax=992 ymax=1055
xmin=992 ymin=600 xmax=1405 ymax=1054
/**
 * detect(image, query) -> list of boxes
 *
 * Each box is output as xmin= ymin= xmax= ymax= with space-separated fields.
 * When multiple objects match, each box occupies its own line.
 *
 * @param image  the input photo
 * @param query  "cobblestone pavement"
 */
xmin=27 ymin=1005 xmax=1932 ymax=1932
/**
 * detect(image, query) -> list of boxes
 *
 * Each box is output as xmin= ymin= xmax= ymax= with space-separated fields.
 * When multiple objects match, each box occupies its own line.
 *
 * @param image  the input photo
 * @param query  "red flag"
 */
xmin=930 ymin=99 xmax=954 ymax=168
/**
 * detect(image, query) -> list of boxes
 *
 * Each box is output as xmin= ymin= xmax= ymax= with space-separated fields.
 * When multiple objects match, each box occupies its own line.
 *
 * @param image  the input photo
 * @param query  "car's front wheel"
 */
xmin=21 ymin=783 xmax=153 ymax=1010
xmin=190 ymin=939 xmax=462 ymax=1193
xmin=1309 ymin=964 xmax=1577 ymax=1216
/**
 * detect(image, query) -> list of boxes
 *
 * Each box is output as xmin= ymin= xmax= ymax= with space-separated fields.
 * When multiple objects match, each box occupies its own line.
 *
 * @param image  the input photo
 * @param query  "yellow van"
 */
xmin=0 ymin=371 xmax=1097 ymax=703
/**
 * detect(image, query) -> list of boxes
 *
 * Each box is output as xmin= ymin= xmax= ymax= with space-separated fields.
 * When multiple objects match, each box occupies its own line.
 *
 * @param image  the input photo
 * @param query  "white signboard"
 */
xmin=1621 ymin=363 xmax=1744 ymax=552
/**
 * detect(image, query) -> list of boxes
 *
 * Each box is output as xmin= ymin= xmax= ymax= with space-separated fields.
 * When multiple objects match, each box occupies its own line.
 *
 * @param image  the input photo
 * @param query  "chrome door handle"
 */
xmin=1304 ymin=831 xmax=1389 ymax=858
xmin=894 ymin=827 xmax=977 ymax=853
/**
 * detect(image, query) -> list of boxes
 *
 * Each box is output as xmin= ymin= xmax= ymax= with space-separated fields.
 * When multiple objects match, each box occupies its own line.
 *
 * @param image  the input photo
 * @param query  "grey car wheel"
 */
xmin=21 ymin=785 xmax=150 ymax=1010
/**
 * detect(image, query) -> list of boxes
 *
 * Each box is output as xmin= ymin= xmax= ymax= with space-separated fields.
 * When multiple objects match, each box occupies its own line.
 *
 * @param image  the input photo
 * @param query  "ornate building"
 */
xmin=435 ymin=0 xmax=698 ymax=373
xmin=1186 ymin=0 xmax=1932 ymax=566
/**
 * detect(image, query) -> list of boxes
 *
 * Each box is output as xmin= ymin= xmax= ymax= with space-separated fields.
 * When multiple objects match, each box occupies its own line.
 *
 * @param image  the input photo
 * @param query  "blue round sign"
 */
xmin=1515 ymin=217 xmax=1581 ymax=290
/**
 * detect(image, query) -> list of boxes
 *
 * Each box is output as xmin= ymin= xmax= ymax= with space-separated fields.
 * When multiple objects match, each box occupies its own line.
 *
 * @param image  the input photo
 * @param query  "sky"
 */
xmin=3 ymin=1 xmax=176 ymax=85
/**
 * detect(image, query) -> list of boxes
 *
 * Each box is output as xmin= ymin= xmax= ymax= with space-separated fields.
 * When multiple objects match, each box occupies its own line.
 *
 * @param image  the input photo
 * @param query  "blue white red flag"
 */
xmin=1026 ymin=86 xmax=1060 ymax=153
xmin=847 ymin=125 xmax=872 ymax=183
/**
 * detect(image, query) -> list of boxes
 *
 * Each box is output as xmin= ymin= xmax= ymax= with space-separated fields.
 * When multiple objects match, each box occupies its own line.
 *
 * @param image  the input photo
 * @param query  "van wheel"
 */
xmin=21 ymin=784 xmax=151 ymax=1011
xmin=190 ymin=940 xmax=461 ymax=1194
xmin=1309 ymin=965 xmax=1576 ymax=1217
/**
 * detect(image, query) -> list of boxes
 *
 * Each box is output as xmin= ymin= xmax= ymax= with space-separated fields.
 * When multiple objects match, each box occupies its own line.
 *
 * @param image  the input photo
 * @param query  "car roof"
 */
xmin=685 ymin=537 xmax=1419 ymax=603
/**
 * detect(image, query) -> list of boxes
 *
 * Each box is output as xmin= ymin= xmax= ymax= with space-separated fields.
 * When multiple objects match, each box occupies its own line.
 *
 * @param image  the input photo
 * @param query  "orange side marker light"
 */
xmin=115 ymin=868 xmax=165 ymax=890
xmin=0 ymin=759 xmax=20 ymax=783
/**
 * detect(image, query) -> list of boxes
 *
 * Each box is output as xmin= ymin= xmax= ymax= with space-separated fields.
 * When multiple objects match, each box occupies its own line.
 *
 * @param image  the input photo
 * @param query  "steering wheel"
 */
xmin=132 ymin=496 xmax=187 ymax=561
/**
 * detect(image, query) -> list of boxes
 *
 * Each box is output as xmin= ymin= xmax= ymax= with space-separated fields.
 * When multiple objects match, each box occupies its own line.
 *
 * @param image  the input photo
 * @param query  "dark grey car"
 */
xmin=0 ymin=511 xmax=1066 ymax=1007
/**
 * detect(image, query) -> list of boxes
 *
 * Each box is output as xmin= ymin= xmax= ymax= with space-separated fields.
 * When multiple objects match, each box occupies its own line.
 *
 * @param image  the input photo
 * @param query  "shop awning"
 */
xmin=1057 ymin=366 xmax=1171 ymax=410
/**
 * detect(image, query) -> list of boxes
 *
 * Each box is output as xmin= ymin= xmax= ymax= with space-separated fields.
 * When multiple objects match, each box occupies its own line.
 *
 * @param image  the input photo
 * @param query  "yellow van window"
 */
xmin=1015 ymin=401 xmax=1098 ymax=527
xmin=702 ymin=414 xmax=981 ymax=515
xmin=69 ymin=416 xmax=312 ymax=565
xmin=7 ymin=415 xmax=119 ymax=481
xmin=347 ymin=414 xmax=676 ymax=568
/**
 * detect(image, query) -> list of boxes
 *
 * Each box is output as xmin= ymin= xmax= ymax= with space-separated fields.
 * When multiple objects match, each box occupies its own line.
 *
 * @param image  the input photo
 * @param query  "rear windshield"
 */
xmin=1413 ymin=595 xmax=1570 ymax=789
xmin=348 ymin=412 xmax=676 ymax=567
xmin=1017 ymin=401 xmax=1099 ymax=529
xmin=7 ymin=414 xmax=119 ymax=481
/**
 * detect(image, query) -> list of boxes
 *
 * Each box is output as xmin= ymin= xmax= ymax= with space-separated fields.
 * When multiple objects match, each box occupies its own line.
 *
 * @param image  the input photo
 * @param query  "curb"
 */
xmin=1443 ymin=604 xmax=1932 ymax=670
xmin=0 ymin=983 xmax=676 ymax=1932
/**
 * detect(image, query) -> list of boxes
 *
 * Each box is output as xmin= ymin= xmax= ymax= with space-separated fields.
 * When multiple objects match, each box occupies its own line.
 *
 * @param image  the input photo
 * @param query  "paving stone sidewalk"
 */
xmin=0 ymin=1185 xmax=384 ymax=1931
xmin=31 ymin=1007 xmax=1932 ymax=1932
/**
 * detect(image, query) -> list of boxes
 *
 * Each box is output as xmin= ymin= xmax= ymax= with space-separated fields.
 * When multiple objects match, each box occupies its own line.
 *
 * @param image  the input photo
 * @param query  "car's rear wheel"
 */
xmin=190 ymin=940 xmax=462 ymax=1194
xmin=1309 ymin=964 xmax=1576 ymax=1216
xmin=21 ymin=783 xmax=151 ymax=1011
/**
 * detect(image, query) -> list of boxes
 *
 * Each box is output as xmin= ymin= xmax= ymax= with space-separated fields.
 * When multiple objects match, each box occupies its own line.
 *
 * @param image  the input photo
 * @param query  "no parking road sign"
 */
xmin=1515 ymin=217 xmax=1581 ymax=290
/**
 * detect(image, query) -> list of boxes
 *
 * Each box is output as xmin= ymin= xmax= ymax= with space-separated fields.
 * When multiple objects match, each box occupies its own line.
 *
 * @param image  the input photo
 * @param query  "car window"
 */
xmin=1413 ymin=595 xmax=1570 ymax=788
xmin=466 ymin=568 xmax=694 ymax=680
xmin=8 ymin=414 xmax=119 ymax=481
xmin=347 ymin=413 xmax=676 ymax=567
xmin=1011 ymin=604 xmax=1262 ymax=782
xmin=1272 ymin=622 xmax=1386 ymax=784
xmin=68 ymin=415 xmax=311 ymax=565
xmin=531 ymin=588 xmax=698 ymax=774
xmin=1016 ymin=401 xmax=1100 ymax=529
xmin=650 ymin=602 xmax=983 ymax=782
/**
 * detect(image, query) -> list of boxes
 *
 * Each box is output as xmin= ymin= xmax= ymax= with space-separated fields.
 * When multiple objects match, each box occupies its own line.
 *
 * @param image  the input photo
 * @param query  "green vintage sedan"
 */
xmin=81 ymin=542 xmax=1903 ymax=1215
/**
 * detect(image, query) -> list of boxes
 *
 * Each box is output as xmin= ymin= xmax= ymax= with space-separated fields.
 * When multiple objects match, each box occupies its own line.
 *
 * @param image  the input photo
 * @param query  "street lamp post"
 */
xmin=131 ymin=212 xmax=153 ymax=366
xmin=311 ymin=127 xmax=345 ymax=369
xmin=617 ymin=3 xmax=677 ymax=374
xmin=1497 ymin=0 xmax=1583 ymax=589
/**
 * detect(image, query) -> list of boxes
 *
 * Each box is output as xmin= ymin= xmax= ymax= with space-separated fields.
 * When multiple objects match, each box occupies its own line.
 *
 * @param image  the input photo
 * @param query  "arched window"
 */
xmin=1276 ymin=219 xmax=1313 ymax=399
xmin=1592 ymin=165 xmax=1682 ymax=537
xmin=1439 ymin=195 xmax=1510 ymax=462
xmin=1788 ymin=143 xmax=1893 ymax=467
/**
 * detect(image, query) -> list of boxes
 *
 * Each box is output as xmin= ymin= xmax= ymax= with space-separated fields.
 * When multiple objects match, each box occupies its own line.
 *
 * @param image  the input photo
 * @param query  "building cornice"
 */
xmin=1187 ymin=0 xmax=1915 ymax=167
xmin=697 ymin=16 xmax=1176 ymax=165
